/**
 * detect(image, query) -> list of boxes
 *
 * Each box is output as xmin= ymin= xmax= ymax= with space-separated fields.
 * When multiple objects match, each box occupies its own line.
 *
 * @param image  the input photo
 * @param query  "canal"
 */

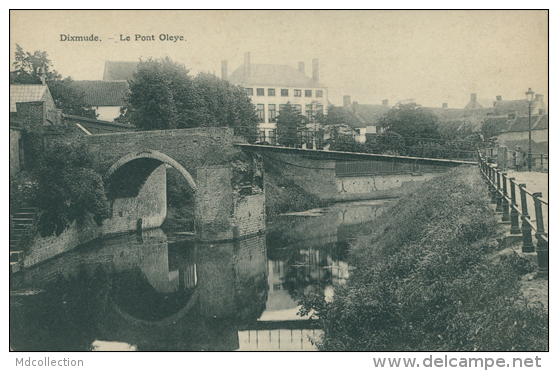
xmin=10 ymin=199 xmax=393 ymax=351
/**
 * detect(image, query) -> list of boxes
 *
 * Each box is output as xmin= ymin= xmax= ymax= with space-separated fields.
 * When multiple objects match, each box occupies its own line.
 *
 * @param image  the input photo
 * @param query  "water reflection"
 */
xmin=10 ymin=200 xmax=391 ymax=351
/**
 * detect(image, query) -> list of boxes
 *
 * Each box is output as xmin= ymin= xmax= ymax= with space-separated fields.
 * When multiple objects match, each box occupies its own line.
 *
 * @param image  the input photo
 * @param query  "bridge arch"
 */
xmin=104 ymin=150 xmax=196 ymax=192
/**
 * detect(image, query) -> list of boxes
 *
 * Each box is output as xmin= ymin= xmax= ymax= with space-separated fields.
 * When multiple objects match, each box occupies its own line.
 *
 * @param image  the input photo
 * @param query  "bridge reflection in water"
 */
xmin=10 ymin=200 xmax=392 ymax=351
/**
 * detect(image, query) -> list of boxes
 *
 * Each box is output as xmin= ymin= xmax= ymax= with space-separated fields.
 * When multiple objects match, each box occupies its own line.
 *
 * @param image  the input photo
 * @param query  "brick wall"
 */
xmin=103 ymin=164 xmax=167 ymax=234
xmin=85 ymin=127 xmax=237 ymax=180
xmin=264 ymin=152 xmax=446 ymax=202
xmin=10 ymin=128 xmax=22 ymax=175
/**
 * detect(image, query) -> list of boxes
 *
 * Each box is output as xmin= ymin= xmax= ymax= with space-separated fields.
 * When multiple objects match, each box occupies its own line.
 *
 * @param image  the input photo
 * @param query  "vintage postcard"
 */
xmin=9 ymin=9 xmax=548 ymax=361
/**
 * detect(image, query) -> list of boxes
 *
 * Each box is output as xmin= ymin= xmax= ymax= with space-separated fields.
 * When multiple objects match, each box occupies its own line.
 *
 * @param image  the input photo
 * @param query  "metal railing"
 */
xmin=478 ymin=151 xmax=548 ymax=278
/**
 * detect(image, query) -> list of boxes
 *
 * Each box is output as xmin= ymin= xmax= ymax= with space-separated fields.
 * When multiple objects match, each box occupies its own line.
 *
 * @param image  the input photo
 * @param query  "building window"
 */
xmin=268 ymin=104 xmax=277 ymax=122
xmin=305 ymin=90 xmax=312 ymax=97
xmin=268 ymin=88 xmax=275 ymax=96
xmin=294 ymin=89 xmax=302 ymax=97
xmin=281 ymin=89 xmax=289 ymax=97
xmin=258 ymin=130 xmax=266 ymax=143
xmin=256 ymin=104 xmax=265 ymax=123
xmin=257 ymin=88 xmax=265 ymax=96
xmin=294 ymin=104 xmax=302 ymax=114
xmin=279 ymin=104 xmax=287 ymax=113
xmin=246 ymin=88 xmax=253 ymax=96
xmin=316 ymin=90 xmax=323 ymax=98
xmin=316 ymin=104 xmax=324 ymax=116
xmin=269 ymin=130 xmax=277 ymax=145
xmin=539 ymin=109 xmax=545 ymax=115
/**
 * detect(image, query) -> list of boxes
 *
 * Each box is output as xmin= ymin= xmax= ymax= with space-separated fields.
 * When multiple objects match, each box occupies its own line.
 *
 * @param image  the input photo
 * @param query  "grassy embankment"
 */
xmin=300 ymin=166 xmax=548 ymax=351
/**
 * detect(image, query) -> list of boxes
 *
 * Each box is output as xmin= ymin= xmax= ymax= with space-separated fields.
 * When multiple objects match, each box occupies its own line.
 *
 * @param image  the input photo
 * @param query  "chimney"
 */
xmin=312 ymin=58 xmax=319 ymax=83
xmin=471 ymin=93 xmax=477 ymax=102
xmin=40 ymin=67 xmax=46 ymax=85
xmin=496 ymin=95 xmax=502 ymax=101
xmin=343 ymin=95 xmax=351 ymax=107
xmin=221 ymin=60 xmax=228 ymax=80
xmin=382 ymin=99 xmax=389 ymax=107
xmin=442 ymin=103 xmax=448 ymax=109
xmin=244 ymin=52 xmax=251 ymax=77
xmin=352 ymin=101 xmax=358 ymax=111
xmin=535 ymin=94 xmax=543 ymax=101
xmin=298 ymin=62 xmax=305 ymax=74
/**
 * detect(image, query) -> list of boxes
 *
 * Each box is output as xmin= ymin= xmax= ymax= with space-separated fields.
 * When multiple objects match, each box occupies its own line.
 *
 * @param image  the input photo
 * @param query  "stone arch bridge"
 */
xmin=80 ymin=127 xmax=265 ymax=242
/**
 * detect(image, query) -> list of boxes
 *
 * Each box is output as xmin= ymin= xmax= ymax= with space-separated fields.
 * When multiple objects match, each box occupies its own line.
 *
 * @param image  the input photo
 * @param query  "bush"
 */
xmin=35 ymin=141 xmax=110 ymax=236
xmin=299 ymin=166 xmax=548 ymax=351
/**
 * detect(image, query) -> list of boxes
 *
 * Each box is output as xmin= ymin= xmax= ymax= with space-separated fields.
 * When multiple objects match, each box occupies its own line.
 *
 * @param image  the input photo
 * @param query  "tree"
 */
xmin=275 ymin=102 xmax=308 ymax=147
xmin=11 ymin=44 xmax=96 ymax=118
xmin=124 ymin=58 xmax=258 ymax=142
xmin=377 ymin=101 xmax=441 ymax=155
xmin=373 ymin=131 xmax=406 ymax=155
xmin=126 ymin=57 xmax=202 ymax=130
xmin=193 ymin=72 xmax=258 ymax=142
xmin=34 ymin=141 xmax=110 ymax=236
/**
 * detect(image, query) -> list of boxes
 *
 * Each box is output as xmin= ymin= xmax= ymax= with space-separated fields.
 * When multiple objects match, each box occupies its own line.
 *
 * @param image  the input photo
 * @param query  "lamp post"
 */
xmin=525 ymin=88 xmax=535 ymax=172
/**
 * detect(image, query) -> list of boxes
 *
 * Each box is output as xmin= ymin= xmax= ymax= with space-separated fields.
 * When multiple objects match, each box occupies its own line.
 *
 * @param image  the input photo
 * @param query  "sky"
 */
xmin=10 ymin=10 xmax=548 ymax=109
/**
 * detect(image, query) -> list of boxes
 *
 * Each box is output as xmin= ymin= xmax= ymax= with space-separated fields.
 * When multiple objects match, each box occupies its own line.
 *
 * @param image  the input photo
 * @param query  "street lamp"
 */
xmin=525 ymin=88 xmax=535 ymax=172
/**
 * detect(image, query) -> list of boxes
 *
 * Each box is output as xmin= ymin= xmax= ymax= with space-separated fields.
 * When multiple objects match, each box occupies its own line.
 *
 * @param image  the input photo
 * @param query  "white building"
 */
xmin=225 ymin=52 xmax=328 ymax=143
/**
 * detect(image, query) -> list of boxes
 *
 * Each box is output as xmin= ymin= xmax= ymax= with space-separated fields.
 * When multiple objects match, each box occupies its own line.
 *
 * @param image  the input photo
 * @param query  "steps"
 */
xmin=9 ymin=207 xmax=39 ymax=271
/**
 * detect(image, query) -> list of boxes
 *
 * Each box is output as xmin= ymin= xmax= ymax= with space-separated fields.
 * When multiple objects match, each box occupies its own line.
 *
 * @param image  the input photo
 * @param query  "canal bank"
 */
xmin=299 ymin=166 xmax=548 ymax=351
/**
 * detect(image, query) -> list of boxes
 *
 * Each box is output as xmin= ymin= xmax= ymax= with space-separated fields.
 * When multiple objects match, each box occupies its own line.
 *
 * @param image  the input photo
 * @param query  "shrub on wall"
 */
xmin=34 ymin=141 xmax=110 ymax=236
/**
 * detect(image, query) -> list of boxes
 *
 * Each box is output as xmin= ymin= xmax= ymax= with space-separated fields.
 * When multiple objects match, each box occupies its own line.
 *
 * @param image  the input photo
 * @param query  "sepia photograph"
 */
xmin=9 ymin=9 xmax=548 ymax=358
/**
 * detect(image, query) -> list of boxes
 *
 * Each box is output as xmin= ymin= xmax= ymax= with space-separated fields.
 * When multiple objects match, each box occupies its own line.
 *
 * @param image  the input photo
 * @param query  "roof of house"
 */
xmin=10 ymin=84 xmax=50 ymax=112
xmin=482 ymin=116 xmax=513 ymax=133
xmin=103 ymin=61 xmax=139 ymax=81
xmin=493 ymin=99 xmax=531 ymax=116
xmin=73 ymin=80 xmax=129 ymax=106
xmin=63 ymin=114 xmax=132 ymax=129
xmin=228 ymin=63 xmax=326 ymax=89
xmin=506 ymin=114 xmax=548 ymax=133
xmin=535 ymin=114 xmax=548 ymax=130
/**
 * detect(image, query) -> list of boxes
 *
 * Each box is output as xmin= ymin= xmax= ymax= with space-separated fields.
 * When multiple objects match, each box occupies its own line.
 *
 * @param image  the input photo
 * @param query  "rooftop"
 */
xmin=73 ymin=80 xmax=129 ymax=106
xmin=10 ymin=84 xmax=50 ymax=112
xmin=228 ymin=63 xmax=326 ymax=89
xmin=103 ymin=61 xmax=139 ymax=81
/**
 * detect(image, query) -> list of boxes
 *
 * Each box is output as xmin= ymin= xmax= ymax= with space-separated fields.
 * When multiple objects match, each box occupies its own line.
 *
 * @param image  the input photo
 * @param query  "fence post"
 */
xmin=532 ymin=193 xmax=548 ymax=277
xmin=495 ymin=170 xmax=503 ymax=213
xmin=508 ymin=178 xmax=521 ymax=235
xmin=490 ymin=166 xmax=497 ymax=204
xmin=501 ymin=173 xmax=510 ymax=222
xmin=519 ymin=184 xmax=535 ymax=253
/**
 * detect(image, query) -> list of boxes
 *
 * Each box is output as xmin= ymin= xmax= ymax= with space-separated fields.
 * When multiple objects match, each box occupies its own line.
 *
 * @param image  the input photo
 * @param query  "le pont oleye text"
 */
xmin=120 ymin=34 xmax=186 ymax=42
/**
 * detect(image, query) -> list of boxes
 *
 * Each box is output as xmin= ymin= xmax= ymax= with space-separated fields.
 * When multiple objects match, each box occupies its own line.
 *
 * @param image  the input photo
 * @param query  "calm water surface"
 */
xmin=10 ymin=200 xmax=392 ymax=351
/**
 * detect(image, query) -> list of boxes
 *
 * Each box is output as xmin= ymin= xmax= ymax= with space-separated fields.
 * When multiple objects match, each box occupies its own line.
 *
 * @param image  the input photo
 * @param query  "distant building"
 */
xmin=9 ymin=83 xmax=63 ymax=174
xmin=225 ymin=52 xmax=328 ymax=143
xmin=73 ymin=80 xmax=129 ymax=121
xmin=340 ymin=96 xmax=391 ymax=143
xmin=102 ymin=61 xmax=139 ymax=81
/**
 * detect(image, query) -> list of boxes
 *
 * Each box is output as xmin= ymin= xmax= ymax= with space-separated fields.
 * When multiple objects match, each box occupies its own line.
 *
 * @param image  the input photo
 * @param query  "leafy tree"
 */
xmin=193 ymin=72 xmax=258 ymax=142
xmin=125 ymin=57 xmax=202 ymax=130
xmin=480 ymin=119 xmax=501 ymax=145
xmin=320 ymin=104 xmax=349 ymax=139
xmin=378 ymin=101 xmax=441 ymax=155
xmin=124 ymin=58 xmax=258 ymax=142
xmin=11 ymin=44 xmax=96 ymax=118
xmin=372 ymin=131 xmax=406 ymax=155
xmin=275 ymin=102 xmax=308 ymax=147
xmin=34 ymin=141 xmax=110 ymax=236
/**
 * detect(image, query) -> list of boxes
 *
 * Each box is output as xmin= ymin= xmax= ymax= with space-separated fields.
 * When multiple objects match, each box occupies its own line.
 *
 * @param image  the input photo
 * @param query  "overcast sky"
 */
xmin=10 ymin=10 xmax=548 ymax=109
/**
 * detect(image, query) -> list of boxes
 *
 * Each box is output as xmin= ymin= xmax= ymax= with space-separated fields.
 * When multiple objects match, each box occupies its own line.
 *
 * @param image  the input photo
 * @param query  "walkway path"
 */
xmin=503 ymin=170 xmax=548 ymax=235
